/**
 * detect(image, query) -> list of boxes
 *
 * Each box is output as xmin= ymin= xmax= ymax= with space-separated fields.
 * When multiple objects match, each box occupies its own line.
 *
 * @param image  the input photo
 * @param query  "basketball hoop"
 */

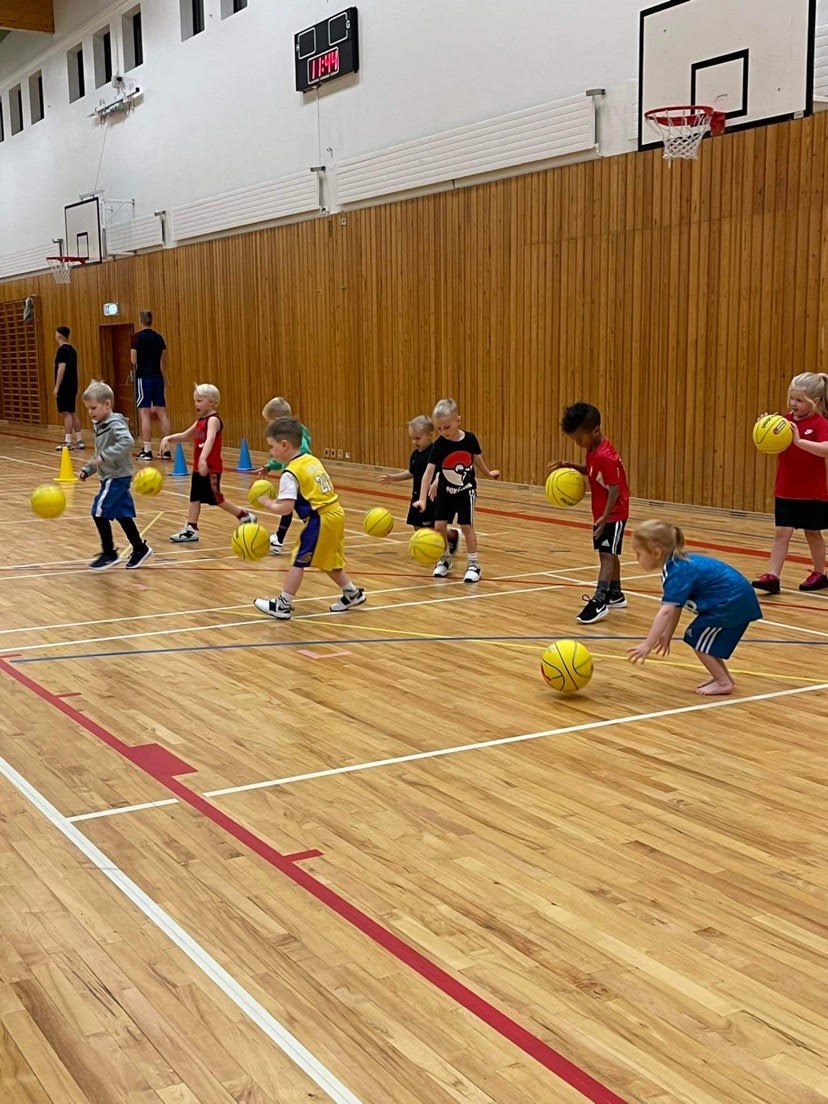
xmin=644 ymin=105 xmax=726 ymax=161
xmin=46 ymin=256 xmax=88 ymax=284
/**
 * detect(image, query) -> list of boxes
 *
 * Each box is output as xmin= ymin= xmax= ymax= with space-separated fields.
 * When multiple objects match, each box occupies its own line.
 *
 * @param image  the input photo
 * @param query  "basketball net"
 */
xmin=644 ymin=106 xmax=726 ymax=161
xmin=46 ymin=256 xmax=87 ymax=284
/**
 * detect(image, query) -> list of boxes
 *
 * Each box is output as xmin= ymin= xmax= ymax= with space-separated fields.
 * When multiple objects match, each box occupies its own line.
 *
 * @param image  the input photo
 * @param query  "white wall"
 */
xmin=0 ymin=0 xmax=823 ymax=272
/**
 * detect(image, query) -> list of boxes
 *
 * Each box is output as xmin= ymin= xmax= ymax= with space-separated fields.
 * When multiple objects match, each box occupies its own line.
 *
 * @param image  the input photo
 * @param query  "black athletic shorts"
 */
xmin=593 ymin=519 xmax=627 ymax=553
xmin=774 ymin=497 xmax=828 ymax=531
xmin=434 ymin=489 xmax=475 ymax=527
xmin=56 ymin=386 xmax=77 ymax=414
xmin=190 ymin=471 xmax=224 ymax=506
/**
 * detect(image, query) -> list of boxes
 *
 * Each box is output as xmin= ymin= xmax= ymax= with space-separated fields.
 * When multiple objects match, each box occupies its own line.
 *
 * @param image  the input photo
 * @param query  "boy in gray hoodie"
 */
xmin=78 ymin=380 xmax=153 ymax=570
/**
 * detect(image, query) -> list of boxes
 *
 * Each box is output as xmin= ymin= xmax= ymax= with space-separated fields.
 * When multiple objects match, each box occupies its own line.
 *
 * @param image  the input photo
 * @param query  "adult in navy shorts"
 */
xmin=131 ymin=309 xmax=171 ymax=459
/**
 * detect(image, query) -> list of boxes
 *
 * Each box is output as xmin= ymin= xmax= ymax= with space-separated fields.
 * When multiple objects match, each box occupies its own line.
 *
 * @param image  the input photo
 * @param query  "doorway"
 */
xmin=99 ymin=323 xmax=135 ymax=433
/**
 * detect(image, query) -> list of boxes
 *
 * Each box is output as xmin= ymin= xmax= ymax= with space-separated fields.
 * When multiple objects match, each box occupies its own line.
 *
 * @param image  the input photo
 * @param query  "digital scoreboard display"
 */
xmin=295 ymin=8 xmax=359 ymax=92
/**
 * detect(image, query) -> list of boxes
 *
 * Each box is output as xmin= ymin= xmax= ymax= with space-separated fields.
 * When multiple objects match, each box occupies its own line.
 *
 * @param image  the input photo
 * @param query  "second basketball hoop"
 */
xmin=644 ymin=105 xmax=726 ymax=161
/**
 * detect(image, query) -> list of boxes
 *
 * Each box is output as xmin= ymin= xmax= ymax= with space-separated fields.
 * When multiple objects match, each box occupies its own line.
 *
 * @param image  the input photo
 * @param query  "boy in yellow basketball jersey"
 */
xmin=252 ymin=417 xmax=365 ymax=620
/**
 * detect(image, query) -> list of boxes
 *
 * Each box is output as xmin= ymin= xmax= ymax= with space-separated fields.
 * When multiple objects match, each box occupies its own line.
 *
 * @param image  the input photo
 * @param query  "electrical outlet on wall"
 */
xmin=345 ymin=451 xmax=351 ymax=460
xmin=337 ymin=449 xmax=344 ymax=459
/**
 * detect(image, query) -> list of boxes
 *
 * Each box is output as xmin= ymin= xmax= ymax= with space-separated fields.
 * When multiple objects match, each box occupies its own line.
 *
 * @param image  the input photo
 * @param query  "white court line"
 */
xmin=68 ymin=798 xmax=179 ymax=821
xmin=205 ymin=681 xmax=828 ymax=798
xmin=0 ymin=754 xmax=363 ymax=1104
xmin=0 ymin=544 xmax=231 ymax=572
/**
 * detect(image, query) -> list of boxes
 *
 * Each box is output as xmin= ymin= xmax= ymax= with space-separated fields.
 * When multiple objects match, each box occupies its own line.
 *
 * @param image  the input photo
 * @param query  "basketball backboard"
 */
xmin=639 ymin=0 xmax=816 ymax=151
xmin=64 ymin=197 xmax=103 ymax=263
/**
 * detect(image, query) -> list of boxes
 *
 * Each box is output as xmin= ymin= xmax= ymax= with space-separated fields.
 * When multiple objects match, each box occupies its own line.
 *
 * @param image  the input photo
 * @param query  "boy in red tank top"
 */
xmin=160 ymin=384 xmax=256 ymax=543
xmin=548 ymin=402 xmax=630 ymax=624
xmin=753 ymin=372 xmax=828 ymax=594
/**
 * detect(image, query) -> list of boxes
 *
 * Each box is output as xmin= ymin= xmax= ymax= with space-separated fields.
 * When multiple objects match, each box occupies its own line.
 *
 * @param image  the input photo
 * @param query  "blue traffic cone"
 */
xmin=171 ymin=442 xmax=189 ymax=476
xmin=236 ymin=437 xmax=255 ymax=472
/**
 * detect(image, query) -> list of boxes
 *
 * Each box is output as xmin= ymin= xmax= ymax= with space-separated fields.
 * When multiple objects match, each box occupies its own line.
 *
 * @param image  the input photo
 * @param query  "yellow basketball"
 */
xmin=752 ymin=414 xmax=793 ymax=454
xmin=363 ymin=506 xmax=394 ymax=537
xmin=545 ymin=467 xmax=587 ymax=508
xmin=540 ymin=639 xmax=593 ymax=694
xmin=231 ymin=522 xmax=271 ymax=561
xmin=409 ymin=527 xmax=446 ymax=565
xmin=30 ymin=483 xmax=66 ymax=519
xmin=132 ymin=466 xmax=163 ymax=496
xmin=248 ymin=478 xmax=276 ymax=505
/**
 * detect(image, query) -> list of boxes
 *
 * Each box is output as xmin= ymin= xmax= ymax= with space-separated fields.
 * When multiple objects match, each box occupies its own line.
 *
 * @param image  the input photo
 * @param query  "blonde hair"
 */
xmin=633 ymin=520 xmax=688 ymax=561
xmin=82 ymin=379 xmax=114 ymax=403
xmin=194 ymin=383 xmax=220 ymax=405
xmin=789 ymin=372 xmax=828 ymax=417
xmin=408 ymin=414 xmax=433 ymax=434
xmin=433 ymin=398 xmax=458 ymax=420
xmin=262 ymin=396 xmax=291 ymax=420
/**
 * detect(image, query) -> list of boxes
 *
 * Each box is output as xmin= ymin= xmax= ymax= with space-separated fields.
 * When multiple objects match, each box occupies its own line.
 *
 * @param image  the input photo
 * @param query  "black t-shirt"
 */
xmin=408 ymin=446 xmax=433 ymax=500
xmin=54 ymin=343 xmax=78 ymax=391
xmin=427 ymin=431 xmax=482 ymax=495
xmin=132 ymin=328 xmax=167 ymax=378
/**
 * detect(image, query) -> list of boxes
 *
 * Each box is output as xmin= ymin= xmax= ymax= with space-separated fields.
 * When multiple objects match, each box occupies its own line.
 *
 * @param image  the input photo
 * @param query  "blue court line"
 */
xmin=11 ymin=634 xmax=828 ymax=664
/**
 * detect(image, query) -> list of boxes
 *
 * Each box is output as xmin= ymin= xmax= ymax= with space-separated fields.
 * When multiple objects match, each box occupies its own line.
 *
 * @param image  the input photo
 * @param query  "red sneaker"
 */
xmin=799 ymin=572 xmax=828 ymax=592
xmin=752 ymin=573 xmax=780 ymax=595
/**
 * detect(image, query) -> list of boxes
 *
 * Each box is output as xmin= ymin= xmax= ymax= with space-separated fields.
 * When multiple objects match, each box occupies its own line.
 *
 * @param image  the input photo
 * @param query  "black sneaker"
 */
xmin=159 ymin=450 xmax=172 ymax=460
xmin=447 ymin=528 xmax=460 ymax=556
xmin=608 ymin=593 xmax=628 ymax=608
xmin=576 ymin=595 xmax=608 ymax=624
xmin=89 ymin=550 xmax=120 ymax=571
xmin=125 ymin=544 xmax=153 ymax=570
xmin=136 ymin=448 xmax=153 ymax=461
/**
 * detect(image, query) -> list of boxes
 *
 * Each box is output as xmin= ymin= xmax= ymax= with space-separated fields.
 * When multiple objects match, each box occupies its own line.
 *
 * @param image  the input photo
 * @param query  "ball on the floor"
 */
xmin=248 ymin=478 xmax=275 ymax=505
xmin=752 ymin=414 xmax=793 ymax=454
xmin=363 ymin=506 xmax=394 ymax=537
xmin=540 ymin=639 xmax=593 ymax=694
xmin=132 ymin=466 xmax=163 ymax=496
xmin=545 ymin=467 xmax=586 ymax=507
xmin=231 ymin=521 xmax=270 ymax=561
xmin=409 ymin=527 xmax=446 ymax=565
xmin=30 ymin=483 xmax=66 ymax=519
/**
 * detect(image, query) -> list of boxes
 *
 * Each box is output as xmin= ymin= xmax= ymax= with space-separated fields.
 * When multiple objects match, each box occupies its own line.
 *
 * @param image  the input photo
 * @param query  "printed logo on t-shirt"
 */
xmin=441 ymin=450 xmax=474 ymax=494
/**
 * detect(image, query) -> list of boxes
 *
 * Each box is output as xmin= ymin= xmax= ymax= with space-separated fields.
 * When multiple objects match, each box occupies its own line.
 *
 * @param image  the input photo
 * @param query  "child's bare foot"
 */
xmin=696 ymin=678 xmax=715 ymax=691
xmin=695 ymin=680 xmax=734 ymax=697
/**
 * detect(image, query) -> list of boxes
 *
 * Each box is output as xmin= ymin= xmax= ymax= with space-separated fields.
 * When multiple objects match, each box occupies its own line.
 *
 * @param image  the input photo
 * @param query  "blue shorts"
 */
xmin=683 ymin=616 xmax=751 ymax=659
xmin=136 ymin=377 xmax=166 ymax=409
xmin=92 ymin=476 xmax=136 ymax=520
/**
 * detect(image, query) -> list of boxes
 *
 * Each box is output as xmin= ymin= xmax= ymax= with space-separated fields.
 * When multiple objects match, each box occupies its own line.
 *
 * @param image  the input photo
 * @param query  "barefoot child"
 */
xmin=628 ymin=520 xmax=761 ymax=696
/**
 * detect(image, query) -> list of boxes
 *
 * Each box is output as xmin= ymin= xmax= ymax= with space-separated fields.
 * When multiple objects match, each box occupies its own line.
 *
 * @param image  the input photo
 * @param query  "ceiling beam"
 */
xmin=0 ymin=0 xmax=54 ymax=34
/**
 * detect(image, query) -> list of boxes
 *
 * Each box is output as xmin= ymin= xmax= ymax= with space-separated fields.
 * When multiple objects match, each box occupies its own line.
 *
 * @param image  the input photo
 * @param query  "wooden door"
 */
xmin=99 ymin=323 xmax=135 ymax=432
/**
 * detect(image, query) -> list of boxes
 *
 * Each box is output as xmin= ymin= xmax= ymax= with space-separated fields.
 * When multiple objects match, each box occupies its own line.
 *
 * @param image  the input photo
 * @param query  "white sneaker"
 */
xmin=269 ymin=534 xmax=284 ymax=555
xmin=254 ymin=596 xmax=292 ymax=620
xmin=170 ymin=525 xmax=199 ymax=543
xmin=329 ymin=588 xmax=366 ymax=612
xmin=75 ymin=440 xmax=85 ymax=450
xmin=463 ymin=563 xmax=481 ymax=584
xmin=432 ymin=557 xmax=452 ymax=578
xmin=238 ymin=511 xmax=257 ymax=525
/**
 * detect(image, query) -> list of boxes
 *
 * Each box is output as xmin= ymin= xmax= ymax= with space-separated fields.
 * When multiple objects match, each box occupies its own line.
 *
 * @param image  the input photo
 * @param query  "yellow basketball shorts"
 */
xmin=292 ymin=504 xmax=346 ymax=571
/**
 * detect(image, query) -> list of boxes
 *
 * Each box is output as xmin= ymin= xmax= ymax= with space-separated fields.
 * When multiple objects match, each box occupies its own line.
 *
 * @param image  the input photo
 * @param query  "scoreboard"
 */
xmin=295 ymin=8 xmax=359 ymax=93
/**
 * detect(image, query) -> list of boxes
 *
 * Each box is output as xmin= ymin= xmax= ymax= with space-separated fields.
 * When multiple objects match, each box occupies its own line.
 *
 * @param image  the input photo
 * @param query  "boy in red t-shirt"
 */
xmin=753 ymin=372 xmax=828 ymax=594
xmin=160 ymin=384 xmax=256 ymax=543
xmin=548 ymin=402 xmax=630 ymax=624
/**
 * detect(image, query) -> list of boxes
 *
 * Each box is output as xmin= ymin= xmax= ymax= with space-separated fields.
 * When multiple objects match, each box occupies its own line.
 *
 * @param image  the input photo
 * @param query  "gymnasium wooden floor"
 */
xmin=1 ymin=426 xmax=827 ymax=1104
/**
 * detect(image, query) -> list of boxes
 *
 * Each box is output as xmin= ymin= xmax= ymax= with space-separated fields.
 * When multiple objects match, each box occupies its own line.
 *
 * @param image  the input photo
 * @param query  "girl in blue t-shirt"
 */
xmin=628 ymin=520 xmax=761 ymax=696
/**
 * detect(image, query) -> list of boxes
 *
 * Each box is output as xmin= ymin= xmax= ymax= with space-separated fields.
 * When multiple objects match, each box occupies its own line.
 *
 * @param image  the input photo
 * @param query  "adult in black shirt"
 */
xmin=54 ymin=326 xmax=84 ymax=451
xmin=131 ymin=309 xmax=171 ymax=459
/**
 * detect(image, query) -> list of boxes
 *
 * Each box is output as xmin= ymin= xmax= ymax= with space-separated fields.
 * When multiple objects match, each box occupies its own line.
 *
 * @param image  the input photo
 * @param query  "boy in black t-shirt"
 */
xmin=413 ymin=398 xmax=500 ymax=583
xmin=53 ymin=326 xmax=84 ymax=451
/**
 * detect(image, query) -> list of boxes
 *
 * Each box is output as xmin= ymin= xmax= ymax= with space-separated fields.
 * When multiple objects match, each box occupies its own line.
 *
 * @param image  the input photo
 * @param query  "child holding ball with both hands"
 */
xmin=628 ymin=521 xmax=761 ymax=697
xmin=752 ymin=372 xmax=828 ymax=595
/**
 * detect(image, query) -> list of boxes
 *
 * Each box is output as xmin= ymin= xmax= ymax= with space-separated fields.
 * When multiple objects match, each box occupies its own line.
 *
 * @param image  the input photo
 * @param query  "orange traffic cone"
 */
xmin=55 ymin=445 xmax=78 ymax=483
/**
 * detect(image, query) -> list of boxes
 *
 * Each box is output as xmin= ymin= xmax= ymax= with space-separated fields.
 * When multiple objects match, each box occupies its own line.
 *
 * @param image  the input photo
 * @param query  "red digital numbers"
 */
xmin=308 ymin=47 xmax=340 ymax=85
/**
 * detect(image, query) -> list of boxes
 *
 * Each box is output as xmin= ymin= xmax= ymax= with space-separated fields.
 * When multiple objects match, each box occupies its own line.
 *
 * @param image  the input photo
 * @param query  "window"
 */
xmin=181 ymin=0 xmax=205 ymax=40
xmin=9 ymin=85 xmax=23 ymax=134
xmin=93 ymin=27 xmax=113 ymax=88
xmin=221 ymin=0 xmax=247 ymax=17
xmin=29 ymin=71 xmax=44 ymax=124
xmin=67 ymin=44 xmax=85 ymax=101
xmin=123 ymin=6 xmax=143 ymax=70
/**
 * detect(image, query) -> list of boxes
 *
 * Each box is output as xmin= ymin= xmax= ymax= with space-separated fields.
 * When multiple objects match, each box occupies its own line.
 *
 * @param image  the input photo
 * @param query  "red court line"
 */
xmin=0 ymin=655 xmax=626 ymax=1104
xmin=335 ymin=483 xmax=812 ymax=564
